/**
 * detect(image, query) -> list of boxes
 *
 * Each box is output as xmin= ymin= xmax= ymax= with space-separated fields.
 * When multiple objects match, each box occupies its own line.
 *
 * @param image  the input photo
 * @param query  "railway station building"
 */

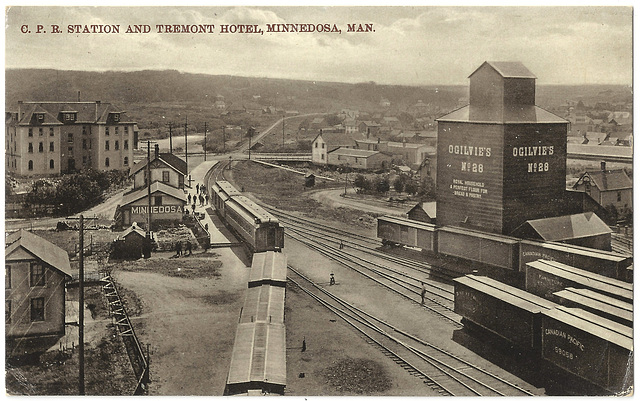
xmin=117 ymin=181 xmax=187 ymax=229
xmin=5 ymin=230 xmax=72 ymax=356
xmin=5 ymin=101 xmax=136 ymax=176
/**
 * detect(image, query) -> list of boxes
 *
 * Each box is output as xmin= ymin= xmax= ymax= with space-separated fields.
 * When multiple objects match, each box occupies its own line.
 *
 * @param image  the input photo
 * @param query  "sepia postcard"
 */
xmin=4 ymin=5 xmax=633 ymax=397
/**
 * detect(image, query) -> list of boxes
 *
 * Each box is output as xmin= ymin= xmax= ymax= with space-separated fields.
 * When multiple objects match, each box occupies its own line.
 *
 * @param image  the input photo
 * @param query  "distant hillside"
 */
xmin=6 ymin=69 xmax=631 ymax=129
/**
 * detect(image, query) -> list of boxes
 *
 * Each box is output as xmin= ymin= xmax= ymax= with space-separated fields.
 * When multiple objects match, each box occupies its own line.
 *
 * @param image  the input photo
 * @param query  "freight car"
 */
xmin=453 ymin=275 xmax=556 ymax=350
xmin=377 ymin=215 xmax=437 ymax=252
xmin=541 ymin=306 xmax=633 ymax=394
xmin=248 ymin=251 xmax=287 ymax=288
xmin=552 ymin=288 xmax=632 ymax=328
xmin=212 ymin=181 xmax=285 ymax=253
xmin=524 ymin=260 xmax=633 ymax=303
xmin=225 ymin=321 xmax=287 ymax=395
xmin=376 ymin=217 xmax=632 ymax=282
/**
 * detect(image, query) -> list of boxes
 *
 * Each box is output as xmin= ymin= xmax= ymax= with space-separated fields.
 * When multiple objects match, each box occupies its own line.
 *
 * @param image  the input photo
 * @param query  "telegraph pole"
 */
xmin=282 ymin=115 xmax=285 ymax=148
xmin=78 ymin=214 xmax=85 ymax=395
xmin=182 ymin=116 xmax=188 ymax=175
xmin=204 ymin=122 xmax=208 ymax=161
xmin=248 ymin=127 xmax=253 ymax=160
xmin=146 ymin=140 xmax=152 ymax=237
xmin=222 ymin=125 xmax=226 ymax=152
xmin=166 ymin=122 xmax=174 ymax=153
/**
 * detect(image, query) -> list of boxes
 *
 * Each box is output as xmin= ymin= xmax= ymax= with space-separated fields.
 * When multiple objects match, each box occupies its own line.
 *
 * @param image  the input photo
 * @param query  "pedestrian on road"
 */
xmin=185 ymin=241 xmax=192 ymax=256
xmin=188 ymin=193 xmax=192 ymax=204
xmin=191 ymin=203 xmax=196 ymax=213
xmin=199 ymin=194 xmax=204 ymax=206
xmin=195 ymin=183 xmax=200 ymax=193
xmin=329 ymin=273 xmax=335 ymax=286
xmin=420 ymin=282 xmax=427 ymax=306
xmin=205 ymin=194 xmax=209 ymax=205
xmin=339 ymin=240 xmax=344 ymax=249
xmin=175 ymin=242 xmax=182 ymax=257
xmin=204 ymin=223 xmax=209 ymax=232
xmin=301 ymin=337 xmax=306 ymax=352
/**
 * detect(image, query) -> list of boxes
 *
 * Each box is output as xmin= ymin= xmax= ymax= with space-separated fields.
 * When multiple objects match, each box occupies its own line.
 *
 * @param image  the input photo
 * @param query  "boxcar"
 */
xmin=454 ymin=275 xmax=556 ymax=350
xmin=212 ymin=180 xmax=241 ymax=215
xmin=377 ymin=215 xmax=437 ymax=252
xmin=249 ymin=251 xmax=287 ymax=288
xmin=525 ymin=260 xmax=633 ymax=303
xmin=541 ymin=306 xmax=633 ymax=394
xmin=519 ymin=240 xmax=632 ymax=282
xmin=438 ymin=226 xmax=520 ymax=270
xmin=225 ymin=322 xmax=286 ymax=396
xmin=239 ymin=285 xmax=286 ymax=324
xmin=552 ymin=288 xmax=633 ymax=328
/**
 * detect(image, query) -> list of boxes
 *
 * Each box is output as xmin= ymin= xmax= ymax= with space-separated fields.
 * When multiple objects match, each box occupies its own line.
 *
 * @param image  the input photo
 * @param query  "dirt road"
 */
xmin=113 ymin=250 xmax=249 ymax=395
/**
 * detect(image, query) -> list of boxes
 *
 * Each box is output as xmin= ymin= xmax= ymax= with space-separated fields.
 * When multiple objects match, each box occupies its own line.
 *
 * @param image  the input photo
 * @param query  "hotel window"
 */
xmin=5 ymin=301 xmax=10 ymax=324
xmin=50 ymin=160 xmax=54 ymax=169
xmin=105 ymin=127 xmax=110 ymax=136
xmin=315 ymin=142 xmax=318 ymax=148
xmin=124 ymin=140 xmax=129 ymax=150
xmin=28 ymin=160 xmax=33 ymax=170
xmin=124 ymin=126 xmax=129 ymax=134
xmin=162 ymin=171 xmax=170 ymax=182
xmin=115 ymin=140 xmax=119 ymax=150
xmin=65 ymin=113 xmax=74 ymax=121
xmin=49 ymin=127 xmax=54 ymax=136
xmin=39 ymin=142 xmax=43 ymax=153
xmin=82 ymin=126 xmax=87 ymax=135
xmin=617 ymin=191 xmax=622 ymax=202
xmin=123 ymin=156 xmax=129 ymax=166
xmin=68 ymin=133 xmax=73 ymax=143
xmin=28 ymin=128 xmax=33 ymax=137
xmin=37 ymin=113 xmax=44 ymax=122
xmin=28 ymin=143 xmax=33 ymax=153
xmin=5 ymin=266 xmax=11 ymax=289
xmin=30 ymin=298 xmax=45 ymax=322
xmin=30 ymin=263 xmax=45 ymax=287
xmin=83 ymin=139 xmax=87 ymax=149
xmin=113 ymin=113 xmax=120 ymax=122
xmin=105 ymin=140 xmax=110 ymax=150
xmin=38 ymin=128 xmax=43 ymax=136
xmin=105 ymin=157 xmax=110 ymax=167
xmin=115 ymin=127 xmax=119 ymax=135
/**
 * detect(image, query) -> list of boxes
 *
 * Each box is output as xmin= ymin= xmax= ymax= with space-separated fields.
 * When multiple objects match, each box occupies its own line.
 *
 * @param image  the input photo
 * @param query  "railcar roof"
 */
xmin=233 ymin=196 xmax=279 ymax=223
xmin=553 ymin=288 xmax=633 ymax=324
xmin=542 ymin=306 xmax=632 ymax=351
xmin=526 ymin=260 xmax=632 ymax=301
xmin=240 ymin=286 xmax=286 ymax=325
xmin=227 ymin=322 xmax=287 ymax=386
xmin=520 ymin=239 xmax=629 ymax=263
xmin=378 ymin=215 xmax=437 ymax=230
xmin=249 ymin=251 xmax=287 ymax=285
xmin=440 ymin=225 xmax=519 ymax=244
xmin=214 ymin=180 xmax=242 ymax=197
xmin=455 ymin=275 xmax=556 ymax=312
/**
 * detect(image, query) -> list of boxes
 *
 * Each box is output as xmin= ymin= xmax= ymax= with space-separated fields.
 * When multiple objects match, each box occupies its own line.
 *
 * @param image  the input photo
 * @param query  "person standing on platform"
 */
xmin=420 ymin=282 xmax=427 ymax=305
xmin=188 ymin=193 xmax=192 ymax=204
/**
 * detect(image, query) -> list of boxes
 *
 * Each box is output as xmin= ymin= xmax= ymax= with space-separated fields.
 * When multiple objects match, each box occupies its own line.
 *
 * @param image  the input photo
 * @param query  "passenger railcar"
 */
xmin=541 ymin=306 xmax=633 ymax=394
xmin=225 ymin=322 xmax=287 ymax=395
xmin=453 ymin=275 xmax=556 ymax=350
xmin=248 ymin=251 xmax=287 ymax=288
xmin=524 ymin=260 xmax=633 ymax=303
xmin=211 ymin=181 xmax=241 ymax=216
xmin=552 ymin=288 xmax=632 ymax=328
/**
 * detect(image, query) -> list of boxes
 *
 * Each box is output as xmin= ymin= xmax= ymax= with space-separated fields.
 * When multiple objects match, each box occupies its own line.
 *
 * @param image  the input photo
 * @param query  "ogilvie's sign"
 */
xmin=131 ymin=205 xmax=183 ymax=214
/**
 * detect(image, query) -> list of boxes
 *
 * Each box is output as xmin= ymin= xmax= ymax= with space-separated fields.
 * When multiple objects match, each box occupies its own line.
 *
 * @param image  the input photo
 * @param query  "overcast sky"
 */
xmin=5 ymin=6 xmax=633 ymax=86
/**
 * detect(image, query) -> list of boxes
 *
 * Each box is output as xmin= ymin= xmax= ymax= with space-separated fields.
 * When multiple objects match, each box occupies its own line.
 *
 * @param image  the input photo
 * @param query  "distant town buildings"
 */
xmin=5 ymin=101 xmax=136 ymax=176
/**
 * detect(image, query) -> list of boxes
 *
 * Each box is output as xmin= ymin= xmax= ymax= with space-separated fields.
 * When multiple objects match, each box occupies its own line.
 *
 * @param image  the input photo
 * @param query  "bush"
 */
xmin=374 ymin=177 xmax=390 ymax=194
xmin=353 ymin=174 xmax=372 ymax=191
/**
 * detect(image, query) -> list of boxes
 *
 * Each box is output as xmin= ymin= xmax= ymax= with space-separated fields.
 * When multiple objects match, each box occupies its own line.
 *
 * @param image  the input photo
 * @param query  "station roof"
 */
xmin=129 ymin=152 xmax=188 ymax=177
xmin=5 ymin=229 xmax=72 ymax=277
xmin=521 ymin=212 xmax=611 ymax=242
xmin=121 ymin=181 xmax=186 ymax=206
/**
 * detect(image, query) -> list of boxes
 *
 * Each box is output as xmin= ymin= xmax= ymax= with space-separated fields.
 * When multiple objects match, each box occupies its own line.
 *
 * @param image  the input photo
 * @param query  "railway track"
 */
xmin=288 ymin=266 xmax=535 ymax=397
xmin=284 ymin=224 xmax=459 ymax=326
xmin=263 ymin=206 xmax=459 ymax=282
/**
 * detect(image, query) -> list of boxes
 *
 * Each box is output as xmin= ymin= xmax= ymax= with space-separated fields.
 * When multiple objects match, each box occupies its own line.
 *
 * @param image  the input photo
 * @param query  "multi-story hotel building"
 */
xmin=6 ymin=101 xmax=136 ymax=176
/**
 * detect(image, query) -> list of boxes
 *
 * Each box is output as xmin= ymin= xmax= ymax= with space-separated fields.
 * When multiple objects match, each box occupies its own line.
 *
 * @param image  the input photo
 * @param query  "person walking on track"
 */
xmin=420 ymin=282 xmax=427 ymax=305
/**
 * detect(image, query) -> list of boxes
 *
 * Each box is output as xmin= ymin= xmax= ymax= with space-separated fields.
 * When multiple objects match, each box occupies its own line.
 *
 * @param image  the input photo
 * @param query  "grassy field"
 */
xmin=229 ymin=161 xmax=382 ymax=228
